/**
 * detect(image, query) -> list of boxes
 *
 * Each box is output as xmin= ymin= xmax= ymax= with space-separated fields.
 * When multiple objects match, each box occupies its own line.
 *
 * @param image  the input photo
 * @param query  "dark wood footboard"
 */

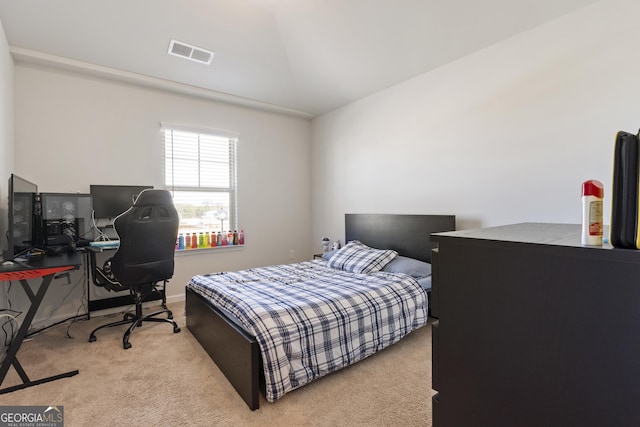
xmin=185 ymin=287 xmax=261 ymax=410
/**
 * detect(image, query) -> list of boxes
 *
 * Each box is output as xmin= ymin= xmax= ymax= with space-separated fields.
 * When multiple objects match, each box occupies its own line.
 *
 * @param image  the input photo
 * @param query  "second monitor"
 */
xmin=90 ymin=185 xmax=153 ymax=220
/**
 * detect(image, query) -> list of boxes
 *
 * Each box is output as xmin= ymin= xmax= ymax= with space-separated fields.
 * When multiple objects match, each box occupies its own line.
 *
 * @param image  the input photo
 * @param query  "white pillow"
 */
xmin=327 ymin=241 xmax=397 ymax=274
xmin=381 ymin=256 xmax=432 ymax=278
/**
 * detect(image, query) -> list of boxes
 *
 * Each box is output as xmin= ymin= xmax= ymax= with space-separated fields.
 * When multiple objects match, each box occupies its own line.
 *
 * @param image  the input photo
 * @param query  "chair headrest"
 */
xmin=133 ymin=189 xmax=174 ymax=206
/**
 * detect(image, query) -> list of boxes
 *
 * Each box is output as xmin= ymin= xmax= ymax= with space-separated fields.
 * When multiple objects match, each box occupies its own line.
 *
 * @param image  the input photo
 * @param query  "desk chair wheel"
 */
xmin=89 ymin=307 xmax=180 ymax=349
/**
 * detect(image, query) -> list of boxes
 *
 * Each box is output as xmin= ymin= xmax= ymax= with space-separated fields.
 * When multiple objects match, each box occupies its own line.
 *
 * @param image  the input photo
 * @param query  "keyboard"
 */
xmin=89 ymin=240 xmax=120 ymax=248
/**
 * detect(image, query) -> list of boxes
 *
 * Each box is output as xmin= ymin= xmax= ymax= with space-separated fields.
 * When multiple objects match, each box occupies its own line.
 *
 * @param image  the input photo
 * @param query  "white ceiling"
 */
xmin=0 ymin=0 xmax=600 ymax=117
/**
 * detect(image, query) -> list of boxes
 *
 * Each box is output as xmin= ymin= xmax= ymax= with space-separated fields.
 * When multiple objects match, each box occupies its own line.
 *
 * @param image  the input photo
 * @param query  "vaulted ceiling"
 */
xmin=0 ymin=0 xmax=600 ymax=117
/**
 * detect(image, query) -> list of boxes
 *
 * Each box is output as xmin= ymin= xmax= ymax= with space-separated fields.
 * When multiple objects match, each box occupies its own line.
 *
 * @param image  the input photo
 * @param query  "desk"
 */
xmin=0 ymin=253 xmax=82 ymax=394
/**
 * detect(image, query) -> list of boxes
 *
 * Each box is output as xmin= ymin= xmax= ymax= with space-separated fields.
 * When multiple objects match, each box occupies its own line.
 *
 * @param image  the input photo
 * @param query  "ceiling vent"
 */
xmin=168 ymin=39 xmax=214 ymax=65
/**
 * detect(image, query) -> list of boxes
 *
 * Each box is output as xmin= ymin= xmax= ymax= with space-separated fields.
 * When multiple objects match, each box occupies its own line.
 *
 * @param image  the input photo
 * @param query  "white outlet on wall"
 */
xmin=289 ymin=250 xmax=296 ymax=260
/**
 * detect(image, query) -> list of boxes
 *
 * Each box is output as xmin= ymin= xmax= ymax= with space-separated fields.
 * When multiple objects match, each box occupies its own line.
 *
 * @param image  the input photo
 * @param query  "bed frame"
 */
xmin=185 ymin=213 xmax=455 ymax=410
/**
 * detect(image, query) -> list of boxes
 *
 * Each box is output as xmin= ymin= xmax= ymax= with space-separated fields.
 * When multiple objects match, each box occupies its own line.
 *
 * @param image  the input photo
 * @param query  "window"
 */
xmin=162 ymin=123 xmax=238 ymax=237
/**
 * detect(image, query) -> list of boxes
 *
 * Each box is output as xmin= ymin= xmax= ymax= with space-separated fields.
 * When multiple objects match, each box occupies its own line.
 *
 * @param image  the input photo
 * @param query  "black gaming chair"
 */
xmin=87 ymin=189 xmax=181 ymax=349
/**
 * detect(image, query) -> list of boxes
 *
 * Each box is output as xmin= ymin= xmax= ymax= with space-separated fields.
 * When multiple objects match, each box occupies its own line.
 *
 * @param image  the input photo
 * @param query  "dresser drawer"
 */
xmin=430 ymin=248 xmax=439 ymax=318
xmin=432 ymin=320 xmax=439 ymax=391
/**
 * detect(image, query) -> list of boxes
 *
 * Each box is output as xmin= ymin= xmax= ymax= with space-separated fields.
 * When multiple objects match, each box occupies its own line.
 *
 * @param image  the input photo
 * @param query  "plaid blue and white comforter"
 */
xmin=186 ymin=259 xmax=429 ymax=402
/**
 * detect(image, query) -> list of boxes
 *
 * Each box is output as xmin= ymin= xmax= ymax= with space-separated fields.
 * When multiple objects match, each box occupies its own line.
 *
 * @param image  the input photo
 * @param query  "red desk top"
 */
xmin=0 ymin=266 xmax=75 ymax=282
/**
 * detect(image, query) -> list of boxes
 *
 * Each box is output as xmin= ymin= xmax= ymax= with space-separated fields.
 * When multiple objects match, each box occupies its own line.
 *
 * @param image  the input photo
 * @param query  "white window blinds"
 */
xmin=161 ymin=123 xmax=238 ymax=234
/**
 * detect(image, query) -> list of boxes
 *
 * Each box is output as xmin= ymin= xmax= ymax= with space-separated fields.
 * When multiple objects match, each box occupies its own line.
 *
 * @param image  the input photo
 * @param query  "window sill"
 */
xmin=174 ymin=244 xmax=245 ymax=257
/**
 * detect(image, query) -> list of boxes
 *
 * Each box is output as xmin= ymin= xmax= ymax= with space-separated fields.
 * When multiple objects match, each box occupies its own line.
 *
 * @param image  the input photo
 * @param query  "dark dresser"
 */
xmin=430 ymin=223 xmax=640 ymax=427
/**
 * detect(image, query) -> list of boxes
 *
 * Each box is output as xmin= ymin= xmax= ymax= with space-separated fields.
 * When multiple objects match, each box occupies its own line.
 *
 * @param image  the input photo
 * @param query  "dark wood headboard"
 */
xmin=345 ymin=214 xmax=455 ymax=263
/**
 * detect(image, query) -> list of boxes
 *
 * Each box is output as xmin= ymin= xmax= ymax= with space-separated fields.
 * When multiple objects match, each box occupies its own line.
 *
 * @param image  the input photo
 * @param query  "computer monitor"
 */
xmin=40 ymin=193 xmax=93 ymax=247
xmin=3 ymin=174 xmax=38 ymax=260
xmin=90 ymin=184 xmax=153 ymax=220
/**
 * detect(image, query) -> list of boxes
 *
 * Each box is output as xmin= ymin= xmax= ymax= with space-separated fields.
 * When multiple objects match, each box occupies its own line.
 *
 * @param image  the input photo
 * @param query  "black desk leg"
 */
xmin=0 ymin=274 xmax=79 ymax=394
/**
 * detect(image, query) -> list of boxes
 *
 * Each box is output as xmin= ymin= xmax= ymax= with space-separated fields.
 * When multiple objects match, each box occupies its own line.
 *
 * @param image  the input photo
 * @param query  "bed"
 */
xmin=185 ymin=213 xmax=455 ymax=410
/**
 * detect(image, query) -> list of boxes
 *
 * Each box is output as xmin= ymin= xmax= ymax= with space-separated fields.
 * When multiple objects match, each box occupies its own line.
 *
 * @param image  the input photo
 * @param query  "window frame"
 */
xmin=161 ymin=123 xmax=239 ymax=236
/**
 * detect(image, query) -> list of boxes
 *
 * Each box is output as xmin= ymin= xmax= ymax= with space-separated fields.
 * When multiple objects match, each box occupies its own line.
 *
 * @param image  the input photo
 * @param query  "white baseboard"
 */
xmin=166 ymin=293 xmax=185 ymax=305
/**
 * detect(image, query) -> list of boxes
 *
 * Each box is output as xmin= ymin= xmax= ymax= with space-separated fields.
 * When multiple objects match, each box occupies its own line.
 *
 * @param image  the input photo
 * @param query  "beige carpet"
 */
xmin=1 ymin=301 xmax=434 ymax=426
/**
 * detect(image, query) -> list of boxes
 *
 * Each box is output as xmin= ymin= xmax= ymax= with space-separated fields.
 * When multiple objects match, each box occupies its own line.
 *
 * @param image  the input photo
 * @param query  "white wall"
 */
xmin=0 ymin=20 xmax=13 ymax=251
xmin=11 ymin=63 xmax=311 ymax=326
xmin=311 ymin=0 xmax=640 ymax=243
xmin=0 ymin=20 xmax=14 ymax=312
xmin=6 ymin=0 xmax=638 ymax=327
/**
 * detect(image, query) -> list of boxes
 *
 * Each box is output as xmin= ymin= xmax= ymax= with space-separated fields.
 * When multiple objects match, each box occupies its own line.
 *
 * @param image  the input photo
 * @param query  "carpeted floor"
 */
xmin=1 ymin=301 xmax=433 ymax=426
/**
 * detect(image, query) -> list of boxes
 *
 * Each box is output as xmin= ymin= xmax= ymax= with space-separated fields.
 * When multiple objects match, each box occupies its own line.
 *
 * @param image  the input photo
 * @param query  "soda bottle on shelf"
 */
xmin=227 ymin=230 xmax=233 ymax=246
xmin=178 ymin=234 xmax=185 ymax=250
xmin=233 ymin=230 xmax=239 ymax=245
xmin=198 ymin=232 xmax=204 ymax=247
xmin=185 ymin=233 xmax=191 ymax=249
xmin=238 ymin=230 xmax=244 ymax=245
xmin=192 ymin=232 xmax=198 ymax=249
xmin=217 ymin=232 xmax=222 ymax=246
xmin=204 ymin=232 xmax=210 ymax=247
xmin=210 ymin=231 xmax=216 ymax=247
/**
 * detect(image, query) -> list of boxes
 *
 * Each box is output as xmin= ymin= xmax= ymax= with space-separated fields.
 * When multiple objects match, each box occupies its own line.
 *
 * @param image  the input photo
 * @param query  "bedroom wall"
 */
xmin=0 ymin=20 xmax=13 ymax=311
xmin=10 ymin=63 xmax=311 ymax=327
xmin=0 ymin=20 xmax=12 ymax=251
xmin=310 ymin=0 xmax=640 ymax=245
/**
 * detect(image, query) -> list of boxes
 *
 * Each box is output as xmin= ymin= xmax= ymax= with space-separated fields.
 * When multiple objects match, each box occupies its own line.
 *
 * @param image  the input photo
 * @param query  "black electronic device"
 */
xmin=611 ymin=130 xmax=640 ymax=248
xmin=40 ymin=193 xmax=93 ymax=253
xmin=3 ymin=174 xmax=38 ymax=260
xmin=90 ymin=184 xmax=153 ymax=220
